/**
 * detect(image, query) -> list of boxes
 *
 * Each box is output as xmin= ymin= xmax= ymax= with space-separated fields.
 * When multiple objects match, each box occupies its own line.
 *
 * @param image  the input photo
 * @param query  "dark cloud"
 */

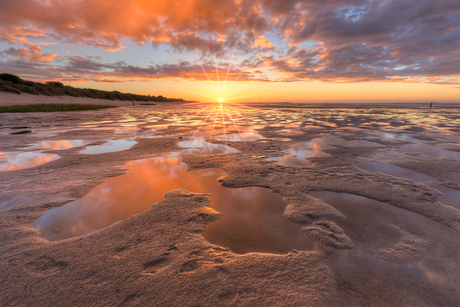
xmin=0 ymin=54 xmax=264 ymax=83
xmin=0 ymin=0 xmax=458 ymax=83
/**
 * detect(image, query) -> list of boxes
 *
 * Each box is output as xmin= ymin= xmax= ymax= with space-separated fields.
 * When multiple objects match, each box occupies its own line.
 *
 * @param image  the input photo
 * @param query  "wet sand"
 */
xmin=1 ymin=95 xmax=459 ymax=306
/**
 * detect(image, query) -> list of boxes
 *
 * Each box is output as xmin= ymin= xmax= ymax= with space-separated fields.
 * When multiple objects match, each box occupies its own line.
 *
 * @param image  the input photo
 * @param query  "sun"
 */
xmin=219 ymin=98 xmax=223 ymax=103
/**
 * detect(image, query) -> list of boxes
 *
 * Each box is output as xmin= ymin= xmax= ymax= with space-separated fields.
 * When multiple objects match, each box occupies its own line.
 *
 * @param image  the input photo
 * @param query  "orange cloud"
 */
xmin=0 ymin=0 xmax=458 ymax=85
xmin=0 ymin=27 xmax=46 ymax=43
xmin=252 ymin=36 xmax=275 ymax=50
xmin=2 ymin=38 xmax=56 ymax=62
xmin=0 ymin=0 xmax=267 ymax=52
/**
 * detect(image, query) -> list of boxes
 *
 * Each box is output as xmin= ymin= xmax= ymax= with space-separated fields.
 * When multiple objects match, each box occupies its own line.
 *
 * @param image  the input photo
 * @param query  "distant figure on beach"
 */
xmin=133 ymin=101 xmax=135 ymax=106
xmin=430 ymin=102 xmax=433 ymax=109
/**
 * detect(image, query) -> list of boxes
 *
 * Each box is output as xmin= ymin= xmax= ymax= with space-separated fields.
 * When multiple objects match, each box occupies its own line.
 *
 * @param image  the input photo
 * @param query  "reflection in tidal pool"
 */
xmin=272 ymin=137 xmax=291 ymax=142
xmin=268 ymin=139 xmax=333 ymax=166
xmin=216 ymin=132 xmax=265 ymax=142
xmin=178 ymin=138 xmax=239 ymax=155
xmin=0 ymin=152 xmax=59 ymax=171
xmin=79 ymin=138 xmax=137 ymax=154
xmin=32 ymin=157 xmax=312 ymax=254
xmin=26 ymin=140 xmax=93 ymax=150
xmin=367 ymin=131 xmax=420 ymax=143
xmin=279 ymin=129 xmax=303 ymax=135
xmin=268 ymin=155 xmax=314 ymax=167
xmin=269 ymin=136 xmax=381 ymax=167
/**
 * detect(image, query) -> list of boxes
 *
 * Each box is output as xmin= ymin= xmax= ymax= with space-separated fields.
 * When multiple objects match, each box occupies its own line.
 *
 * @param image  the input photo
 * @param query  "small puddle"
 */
xmin=367 ymin=131 xmax=420 ymax=143
xmin=178 ymin=138 xmax=239 ymax=155
xmin=279 ymin=129 xmax=303 ymax=135
xmin=32 ymin=157 xmax=312 ymax=254
xmin=272 ymin=142 xmax=331 ymax=166
xmin=269 ymin=136 xmax=383 ymax=166
xmin=268 ymin=138 xmax=335 ymax=167
xmin=79 ymin=138 xmax=137 ymax=154
xmin=0 ymin=152 xmax=59 ymax=171
xmin=271 ymin=137 xmax=291 ymax=142
xmin=25 ymin=140 xmax=93 ymax=150
xmin=216 ymin=132 xmax=265 ymax=142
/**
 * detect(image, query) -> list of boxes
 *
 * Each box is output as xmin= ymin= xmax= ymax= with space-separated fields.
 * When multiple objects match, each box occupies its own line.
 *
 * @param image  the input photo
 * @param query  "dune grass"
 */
xmin=0 ymin=103 xmax=117 ymax=113
xmin=0 ymin=73 xmax=187 ymax=102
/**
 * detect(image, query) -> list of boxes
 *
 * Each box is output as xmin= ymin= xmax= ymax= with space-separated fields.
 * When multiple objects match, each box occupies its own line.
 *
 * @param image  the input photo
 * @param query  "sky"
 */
xmin=0 ymin=0 xmax=459 ymax=103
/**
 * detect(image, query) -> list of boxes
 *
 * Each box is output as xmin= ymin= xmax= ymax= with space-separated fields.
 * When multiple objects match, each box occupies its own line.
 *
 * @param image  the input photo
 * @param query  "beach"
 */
xmin=1 ymin=94 xmax=459 ymax=306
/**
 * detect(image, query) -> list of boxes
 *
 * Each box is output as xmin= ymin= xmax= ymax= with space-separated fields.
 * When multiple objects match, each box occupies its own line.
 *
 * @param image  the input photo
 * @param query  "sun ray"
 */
xmin=183 ymin=38 xmax=218 ymax=96
xmin=207 ymin=106 xmax=219 ymax=143
xmin=224 ymin=81 xmax=254 ymax=99
xmin=225 ymin=106 xmax=249 ymax=147
xmin=191 ymin=105 xmax=216 ymax=138
xmin=228 ymin=105 xmax=251 ymax=123
xmin=213 ymin=42 xmax=220 ymax=94
xmin=226 ymin=94 xmax=261 ymax=103
xmin=174 ymin=65 xmax=216 ymax=97
xmin=222 ymin=51 xmax=235 ymax=96
xmin=222 ymin=69 xmax=247 ymax=97
xmin=180 ymin=88 xmax=214 ymax=100
xmin=190 ymin=103 xmax=213 ymax=117
xmin=219 ymin=104 xmax=228 ymax=149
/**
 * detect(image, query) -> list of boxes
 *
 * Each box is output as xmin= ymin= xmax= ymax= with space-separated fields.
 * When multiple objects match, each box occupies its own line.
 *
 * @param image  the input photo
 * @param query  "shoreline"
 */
xmin=2 ymin=92 xmax=459 ymax=109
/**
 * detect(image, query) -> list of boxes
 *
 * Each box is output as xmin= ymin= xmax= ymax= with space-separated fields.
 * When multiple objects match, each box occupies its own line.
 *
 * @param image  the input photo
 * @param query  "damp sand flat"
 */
xmin=0 ymin=98 xmax=459 ymax=306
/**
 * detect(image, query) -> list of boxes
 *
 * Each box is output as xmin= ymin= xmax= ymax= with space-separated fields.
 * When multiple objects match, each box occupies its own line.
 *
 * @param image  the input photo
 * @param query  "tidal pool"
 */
xmin=0 ymin=152 xmax=59 ymax=171
xmin=268 ymin=141 xmax=332 ymax=167
xmin=216 ymin=132 xmax=265 ymax=142
xmin=367 ymin=131 xmax=420 ymax=143
xmin=79 ymin=138 xmax=137 ymax=154
xmin=32 ymin=157 xmax=312 ymax=254
xmin=269 ymin=136 xmax=379 ymax=166
xmin=271 ymin=137 xmax=291 ymax=142
xmin=25 ymin=140 xmax=93 ymax=150
xmin=178 ymin=138 xmax=239 ymax=155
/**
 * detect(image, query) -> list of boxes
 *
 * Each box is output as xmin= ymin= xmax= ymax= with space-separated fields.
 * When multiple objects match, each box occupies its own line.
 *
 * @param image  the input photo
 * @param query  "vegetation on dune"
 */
xmin=0 ymin=104 xmax=116 ymax=113
xmin=0 ymin=73 xmax=186 ymax=102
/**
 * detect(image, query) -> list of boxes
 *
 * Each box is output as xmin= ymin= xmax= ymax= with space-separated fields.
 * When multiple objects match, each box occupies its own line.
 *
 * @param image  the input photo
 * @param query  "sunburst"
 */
xmin=176 ymin=53 xmax=261 ymax=151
